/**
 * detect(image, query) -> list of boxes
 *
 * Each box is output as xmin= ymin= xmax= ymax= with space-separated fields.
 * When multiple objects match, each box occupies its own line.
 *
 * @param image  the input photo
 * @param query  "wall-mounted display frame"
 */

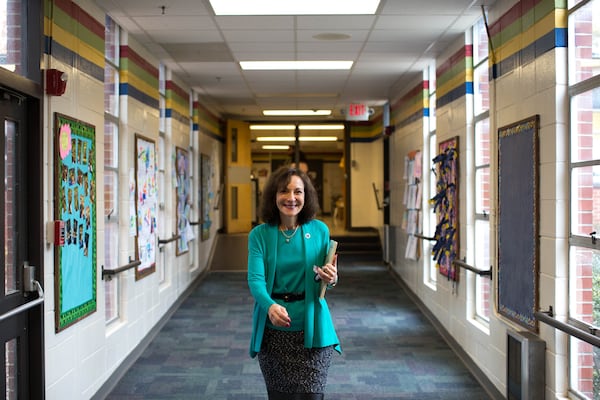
xmin=497 ymin=115 xmax=539 ymax=332
xmin=176 ymin=146 xmax=193 ymax=255
xmin=200 ymin=153 xmax=212 ymax=241
xmin=134 ymin=134 xmax=158 ymax=280
xmin=53 ymin=113 xmax=97 ymax=332
xmin=402 ymin=149 xmax=422 ymax=260
xmin=431 ymin=136 xmax=459 ymax=281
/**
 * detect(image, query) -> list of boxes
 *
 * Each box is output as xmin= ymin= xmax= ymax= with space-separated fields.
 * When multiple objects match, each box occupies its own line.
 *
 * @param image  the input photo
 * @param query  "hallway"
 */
xmin=104 ymin=260 xmax=492 ymax=400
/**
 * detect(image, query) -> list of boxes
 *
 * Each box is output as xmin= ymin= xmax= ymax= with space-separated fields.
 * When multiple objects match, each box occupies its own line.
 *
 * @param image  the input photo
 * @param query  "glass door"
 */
xmin=0 ymin=87 xmax=43 ymax=399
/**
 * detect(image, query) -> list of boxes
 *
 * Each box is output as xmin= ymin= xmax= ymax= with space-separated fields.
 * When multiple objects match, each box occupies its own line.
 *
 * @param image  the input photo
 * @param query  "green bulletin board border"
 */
xmin=54 ymin=113 xmax=97 ymax=332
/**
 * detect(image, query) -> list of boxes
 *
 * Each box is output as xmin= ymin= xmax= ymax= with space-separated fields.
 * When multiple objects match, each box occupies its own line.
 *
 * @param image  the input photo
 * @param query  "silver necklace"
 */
xmin=280 ymin=225 xmax=299 ymax=243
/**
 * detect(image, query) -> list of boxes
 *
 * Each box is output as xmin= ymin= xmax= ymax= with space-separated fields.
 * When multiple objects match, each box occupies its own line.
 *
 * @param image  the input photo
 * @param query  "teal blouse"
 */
xmin=267 ymin=231 xmax=305 ymax=331
xmin=247 ymin=219 xmax=341 ymax=358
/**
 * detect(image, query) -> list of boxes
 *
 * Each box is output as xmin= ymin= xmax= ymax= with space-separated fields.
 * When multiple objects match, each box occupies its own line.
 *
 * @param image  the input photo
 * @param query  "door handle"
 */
xmin=0 ymin=262 xmax=44 ymax=322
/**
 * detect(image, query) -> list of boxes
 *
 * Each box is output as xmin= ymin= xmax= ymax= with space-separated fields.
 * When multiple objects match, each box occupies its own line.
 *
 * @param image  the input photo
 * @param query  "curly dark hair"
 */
xmin=259 ymin=166 xmax=320 ymax=226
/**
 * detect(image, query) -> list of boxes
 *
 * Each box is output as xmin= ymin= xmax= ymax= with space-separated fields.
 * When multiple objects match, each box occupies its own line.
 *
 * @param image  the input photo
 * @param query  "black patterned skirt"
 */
xmin=258 ymin=327 xmax=333 ymax=394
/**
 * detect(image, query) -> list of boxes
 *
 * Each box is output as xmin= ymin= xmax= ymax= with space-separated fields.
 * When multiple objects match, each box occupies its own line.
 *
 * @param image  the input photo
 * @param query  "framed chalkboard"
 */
xmin=497 ymin=115 xmax=539 ymax=331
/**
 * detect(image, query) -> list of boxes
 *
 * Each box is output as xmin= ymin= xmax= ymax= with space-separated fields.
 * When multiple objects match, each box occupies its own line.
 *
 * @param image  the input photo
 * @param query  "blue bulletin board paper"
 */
xmin=54 ymin=113 xmax=97 ymax=332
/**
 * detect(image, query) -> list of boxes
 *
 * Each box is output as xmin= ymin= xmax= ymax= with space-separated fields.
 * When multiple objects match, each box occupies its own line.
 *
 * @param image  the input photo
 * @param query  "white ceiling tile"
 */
xmin=221 ymin=30 xmax=295 ymax=42
xmin=374 ymin=15 xmax=458 ymax=30
xmin=132 ymin=16 xmax=216 ymax=30
xmin=150 ymin=30 xmax=223 ymax=44
xmin=296 ymin=15 xmax=376 ymax=29
xmin=296 ymin=30 xmax=370 ymax=42
xmin=381 ymin=0 xmax=476 ymax=14
xmin=215 ymin=15 xmax=295 ymax=29
xmin=296 ymin=42 xmax=364 ymax=54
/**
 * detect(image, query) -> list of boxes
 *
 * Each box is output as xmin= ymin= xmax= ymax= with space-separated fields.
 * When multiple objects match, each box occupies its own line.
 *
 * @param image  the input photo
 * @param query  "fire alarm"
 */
xmin=46 ymin=69 xmax=68 ymax=96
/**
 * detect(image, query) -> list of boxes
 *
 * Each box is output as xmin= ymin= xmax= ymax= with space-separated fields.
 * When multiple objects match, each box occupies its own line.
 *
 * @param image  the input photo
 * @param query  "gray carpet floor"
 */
xmin=106 ymin=262 xmax=491 ymax=399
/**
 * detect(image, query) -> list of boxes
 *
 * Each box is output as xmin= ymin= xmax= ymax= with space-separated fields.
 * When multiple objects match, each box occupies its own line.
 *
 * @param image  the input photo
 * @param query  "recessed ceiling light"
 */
xmin=256 ymin=136 xmax=338 ymax=142
xmin=240 ymin=61 xmax=353 ymax=70
xmin=250 ymin=125 xmax=296 ymax=130
xmin=262 ymin=110 xmax=332 ymax=116
xmin=300 ymin=124 xmax=344 ymax=130
xmin=262 ymin=145 xmax=290 ymax=150
xmin=250 ymin=124 xmax=344 ymax=130
xmin=209 ymin=0 xmax=380 ymax=15
xmin=256 ymin=137 xmax=296 ymax=142
xmin=299 ymin=136 xmax=338 ymax=142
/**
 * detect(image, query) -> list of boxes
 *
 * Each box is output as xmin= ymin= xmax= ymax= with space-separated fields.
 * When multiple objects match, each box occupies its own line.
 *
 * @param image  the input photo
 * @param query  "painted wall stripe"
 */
xmin=119 ymin=83 xmax=159 ymax=109
xmin=489 ymin=0 xmax=566 ymax=79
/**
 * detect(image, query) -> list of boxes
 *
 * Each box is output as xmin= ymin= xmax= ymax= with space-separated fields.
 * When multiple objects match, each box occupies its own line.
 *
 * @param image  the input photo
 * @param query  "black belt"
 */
xmin=272 ymin=292 xmax=305 ymax=302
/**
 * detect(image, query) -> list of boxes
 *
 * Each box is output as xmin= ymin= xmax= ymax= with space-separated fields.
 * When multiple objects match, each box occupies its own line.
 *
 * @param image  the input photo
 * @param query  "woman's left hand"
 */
xmin=315 ymin=255 xmax=338 ymax=285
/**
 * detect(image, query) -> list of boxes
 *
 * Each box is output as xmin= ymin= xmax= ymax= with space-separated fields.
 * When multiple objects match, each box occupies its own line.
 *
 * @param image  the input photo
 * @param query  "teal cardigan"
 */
xmin=247 ymin=219 xmax=342 ymax=358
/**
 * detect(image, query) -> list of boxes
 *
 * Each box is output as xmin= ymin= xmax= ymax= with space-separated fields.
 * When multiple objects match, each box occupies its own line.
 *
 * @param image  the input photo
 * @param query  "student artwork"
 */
xmin=176 ymin=146 xmax=194 ymax=254
xmin=403 ymin=150 xmax=422 ymax=260
xmin=430 ymin=137 xmax=459 ymax=281
xmin=135 ymin=135 xmax=158 ymax=280
xmin=200 ymin=153 xmax=213 ymax=241
xmin=54 ymin=113 xmax=97 ymax=332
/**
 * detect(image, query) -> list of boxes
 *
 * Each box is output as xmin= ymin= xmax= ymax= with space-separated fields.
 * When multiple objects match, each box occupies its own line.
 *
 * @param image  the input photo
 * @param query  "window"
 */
xmin=568 ymin=1 xmax=600 ymax=398
xmin=0 ymin=0 xmax=42 ymax=81
xmin=188 ymin=93 xmax=197 ymax=270
xmin=425 ymin=64 xmax=437 ymax=287
xmin=157 ymin=63 xmax=167 ymax=284
xmin=104 ymin=16 xmax=120 ymax=324
xmin=472 ymin=17 xmax=491 ymax=322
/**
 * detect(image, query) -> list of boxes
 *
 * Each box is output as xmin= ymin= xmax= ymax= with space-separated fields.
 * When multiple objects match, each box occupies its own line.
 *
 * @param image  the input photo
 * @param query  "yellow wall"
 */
xmin=225 ymin=120 xmax=253 ymax=233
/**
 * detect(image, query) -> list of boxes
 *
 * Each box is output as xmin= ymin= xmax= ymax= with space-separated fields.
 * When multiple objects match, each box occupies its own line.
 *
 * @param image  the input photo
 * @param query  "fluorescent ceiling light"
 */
xmin=262 ymin=145 xmax=290 ymax=150
xmin=300 ymin=136 xmax=339 ymax=142
xmin=263 ymin=110 xmax=332 ymax=116
xmin=250 ymin=125 xmax=296 ymax=130
xmin=300 ymin=124 xmax=344 ymax=130
xmin=257 ymin=136 xmax=338 ymax=142
xmin=210 ymin=0 xmax=380 ymax=15
xmin=256 ymin=137 xmax=295 ymax=142
xmin=241 ymin=61 xmax=352 ymax=70
xmin=250 ymin=124 xmax=344 ymax=130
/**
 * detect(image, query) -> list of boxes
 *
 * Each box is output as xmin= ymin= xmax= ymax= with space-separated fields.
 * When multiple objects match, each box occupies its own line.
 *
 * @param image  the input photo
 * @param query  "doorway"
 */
xmin=0 ymin=87 xmax=44 ymax=399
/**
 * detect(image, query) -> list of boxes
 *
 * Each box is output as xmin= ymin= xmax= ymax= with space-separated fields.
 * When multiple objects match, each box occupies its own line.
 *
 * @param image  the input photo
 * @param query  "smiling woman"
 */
xmin=248 ymin=166 xmax=341 ymax=399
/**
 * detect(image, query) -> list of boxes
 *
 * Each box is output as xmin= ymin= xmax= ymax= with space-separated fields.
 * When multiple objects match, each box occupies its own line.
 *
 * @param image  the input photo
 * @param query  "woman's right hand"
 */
xmin=268 ymin=303 xmax=291 ymax=328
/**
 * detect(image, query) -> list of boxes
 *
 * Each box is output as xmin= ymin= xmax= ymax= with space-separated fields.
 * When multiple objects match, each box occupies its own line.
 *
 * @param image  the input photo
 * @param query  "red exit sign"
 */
xmin=345 ymin=103 xmax=370 ymax=121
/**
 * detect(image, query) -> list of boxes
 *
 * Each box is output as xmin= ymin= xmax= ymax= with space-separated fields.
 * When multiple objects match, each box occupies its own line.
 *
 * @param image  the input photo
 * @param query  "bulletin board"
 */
xmin=134 ymin=134 xmax=158 ymax=280
xmin=175 ymin=146 xmax=193 ymax=255
xmin=54 ymin=113 xmax=97 ymax=332
xmin=497 ymin=115 xmax=539 ymax=331
xmin=200 ymin=153 xmax=213 ymax=241
xmin=431 ymin=137 xmax=459 ymax=281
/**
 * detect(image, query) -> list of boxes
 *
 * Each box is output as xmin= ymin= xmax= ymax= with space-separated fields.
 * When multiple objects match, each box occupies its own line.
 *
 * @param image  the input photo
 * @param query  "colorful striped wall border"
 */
xmin=489 ymin=0 xmax=566 ymax=79
xmin=44 ymin=0 xmax=104 ymax=81
xmin=119 ymin=46 xmax=159 ymax=109
xmin=166 ymin=81 xmax=190 ymax=125
xmin=349 ymin=114 xmax=383 ymax=143
xmin=436 ymin=45 xmax=473 ymax=108
xmin=193 ymin=101 xmax=224 ymax=142
xmin=390 ymin=80 xmax=429 ymax=129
